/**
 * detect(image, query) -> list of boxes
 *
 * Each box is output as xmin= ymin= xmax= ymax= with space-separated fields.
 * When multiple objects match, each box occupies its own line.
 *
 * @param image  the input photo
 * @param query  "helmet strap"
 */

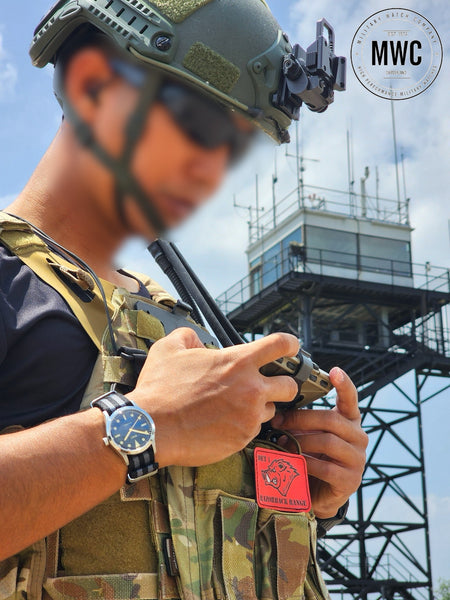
xmin=53 ymin=62 xmax=167 ymax=236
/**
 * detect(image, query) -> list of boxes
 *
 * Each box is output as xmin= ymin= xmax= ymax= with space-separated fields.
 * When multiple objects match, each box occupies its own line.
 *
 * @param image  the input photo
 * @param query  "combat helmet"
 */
xmin=30 ymin=0 xmax=346 ymax=145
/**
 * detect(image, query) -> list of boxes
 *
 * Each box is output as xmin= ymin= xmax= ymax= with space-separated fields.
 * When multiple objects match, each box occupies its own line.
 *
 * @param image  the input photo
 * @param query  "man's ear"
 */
xmin=64 ymin=48 xmax=114 ymax=123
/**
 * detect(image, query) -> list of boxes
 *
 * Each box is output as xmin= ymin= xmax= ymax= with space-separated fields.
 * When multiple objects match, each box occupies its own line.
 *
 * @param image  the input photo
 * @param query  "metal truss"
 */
xmin=219 ymin=261 xmax=450 ymax=600
xmin=317 ymin=369 xmax=450 ymax=600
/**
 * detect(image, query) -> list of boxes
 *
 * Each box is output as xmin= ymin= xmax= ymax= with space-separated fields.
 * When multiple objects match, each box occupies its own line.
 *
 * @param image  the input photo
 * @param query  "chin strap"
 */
xmin=54 ymin=61 xmax=167 ymax=236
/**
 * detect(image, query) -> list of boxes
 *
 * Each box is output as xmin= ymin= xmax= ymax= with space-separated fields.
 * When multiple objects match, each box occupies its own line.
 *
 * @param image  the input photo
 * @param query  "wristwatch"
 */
xmin=91 ymin=390 xmax=158 ymax=483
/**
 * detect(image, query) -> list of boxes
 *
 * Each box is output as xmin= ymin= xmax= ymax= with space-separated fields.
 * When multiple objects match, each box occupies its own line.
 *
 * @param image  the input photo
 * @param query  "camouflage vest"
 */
xmin=0 ymin=213 xmax=330 ymax=600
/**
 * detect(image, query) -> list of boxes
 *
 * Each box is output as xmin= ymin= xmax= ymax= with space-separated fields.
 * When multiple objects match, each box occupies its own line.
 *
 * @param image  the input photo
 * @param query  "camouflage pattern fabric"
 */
xmin=164 ymin=447 xmax=331 ymax=600
xmin=0 ymin=540 xmax=46 ymax=600
xmin=43 ymin=574 xmax=159 ymax=600
xmin=0 ymin=215 xmax=331 ymax=600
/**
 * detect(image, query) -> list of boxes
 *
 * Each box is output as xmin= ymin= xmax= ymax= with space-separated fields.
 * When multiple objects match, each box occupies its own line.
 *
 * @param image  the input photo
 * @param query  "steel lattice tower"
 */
xmin=217 ymin=174 xmax=450 ymax=600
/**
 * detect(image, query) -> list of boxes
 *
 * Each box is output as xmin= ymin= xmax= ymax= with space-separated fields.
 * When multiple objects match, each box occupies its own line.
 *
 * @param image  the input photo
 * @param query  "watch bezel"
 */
xmin=105 ymin=405 xmax=156 ymax=457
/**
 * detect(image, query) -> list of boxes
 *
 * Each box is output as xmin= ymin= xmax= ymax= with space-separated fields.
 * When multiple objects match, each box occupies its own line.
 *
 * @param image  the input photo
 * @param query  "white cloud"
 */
xmin=0 ymin=32 xmax=18 ymax=101
xmin=160 ymin=0 xmax=449 ymax=304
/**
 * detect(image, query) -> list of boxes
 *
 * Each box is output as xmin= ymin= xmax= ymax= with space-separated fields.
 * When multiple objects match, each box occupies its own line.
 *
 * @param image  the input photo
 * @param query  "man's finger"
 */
xmin=272 ymin=409 xmax=363 ymax=444
xmin=242 ymin=332 xmax=300 ymax=368
xmin=296 ymin=432 xmax=364 ymax=468
xmin=155 ymin=327 xmax=206 ymax=351
xmin=330 ymin=367 xmax=360 ymax=421
xmin=262 ymin=375 xmax=298 ymax=405
xmin=303 ymin=455 xmax=347 ymax=489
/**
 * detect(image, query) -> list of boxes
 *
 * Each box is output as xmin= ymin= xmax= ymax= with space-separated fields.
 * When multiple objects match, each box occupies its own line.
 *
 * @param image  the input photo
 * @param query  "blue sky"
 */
xmin=0 ymin=0 xmax=449 ymax=586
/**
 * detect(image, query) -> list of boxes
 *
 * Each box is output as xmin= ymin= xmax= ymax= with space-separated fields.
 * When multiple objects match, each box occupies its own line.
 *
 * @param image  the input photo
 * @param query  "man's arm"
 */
xmin=272 ymin=367 xmax=368 ymax=519
xmin=0 ymin=329 xmax=299 ymax=560
xmin=0 ymin=408 xmax=125 ymax=560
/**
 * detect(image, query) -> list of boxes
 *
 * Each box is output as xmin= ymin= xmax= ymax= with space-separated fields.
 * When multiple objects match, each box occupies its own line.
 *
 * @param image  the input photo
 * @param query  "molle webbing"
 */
xmin=0 ymin=214 xmax=331 ymax=600
xmin=183 ymin=42 xmax=241 ymax=94
xmin=0 ymin=214 xmax=112 ymax=351
xmin=163 ymin=449 xmax=328 ymax=600
xmin=149 ymin=0 xmax=213 ymax=23
xmin=0 ymin=214 xmax=176 ymax=353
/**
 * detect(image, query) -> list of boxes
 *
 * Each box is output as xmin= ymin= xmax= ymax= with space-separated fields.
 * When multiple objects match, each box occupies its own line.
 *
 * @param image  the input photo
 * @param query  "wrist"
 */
xmin=316 ymin=500 xmax=349 ymax=538
xmin=85 ymin=407 xmax=128 ymax=481
xmin=313 ymin=496 xmax=349 ymax=519
xmin=91 ymin=391 xmax=158 ymax=483
xmin=126 ymin=390 xmax=177 ymax=469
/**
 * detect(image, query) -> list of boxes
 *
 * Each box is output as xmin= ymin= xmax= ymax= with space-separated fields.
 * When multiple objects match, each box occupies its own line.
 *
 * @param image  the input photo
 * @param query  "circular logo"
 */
xmin=351 ymin=9 xmax=443 ymax=100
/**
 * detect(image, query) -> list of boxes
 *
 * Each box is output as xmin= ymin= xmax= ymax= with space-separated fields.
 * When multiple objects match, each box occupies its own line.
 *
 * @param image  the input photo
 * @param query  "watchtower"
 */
xmin=217 ymin=153 xmax=450 ymax=600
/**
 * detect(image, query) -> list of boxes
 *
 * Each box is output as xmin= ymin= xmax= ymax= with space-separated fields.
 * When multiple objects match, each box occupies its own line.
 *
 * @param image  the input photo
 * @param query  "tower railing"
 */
xmin=217 ymin=249 xmax=450 ymax=317
xmin=246 ymin=183 xmax=411 ymax=245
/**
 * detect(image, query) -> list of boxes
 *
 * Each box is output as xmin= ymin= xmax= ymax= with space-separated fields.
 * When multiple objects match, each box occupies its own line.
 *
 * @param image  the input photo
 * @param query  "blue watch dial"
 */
xmin=108 ymin=406 xmax=154 ymax=454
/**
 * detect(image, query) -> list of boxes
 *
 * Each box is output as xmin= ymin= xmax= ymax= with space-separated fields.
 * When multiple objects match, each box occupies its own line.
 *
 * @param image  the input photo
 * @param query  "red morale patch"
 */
xmin=254 ymin=447 xmax=311 ymax=513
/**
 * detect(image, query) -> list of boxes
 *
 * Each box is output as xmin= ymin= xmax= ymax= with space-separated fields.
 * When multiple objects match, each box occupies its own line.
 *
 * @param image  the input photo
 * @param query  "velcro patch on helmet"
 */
xmin=149 ymin=0 xmax=213 ymax=23
xmin=183 ymin=42 xmax=241 ymax=94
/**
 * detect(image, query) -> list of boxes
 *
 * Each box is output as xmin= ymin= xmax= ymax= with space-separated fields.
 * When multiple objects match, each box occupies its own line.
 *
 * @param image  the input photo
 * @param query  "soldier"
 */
xmin=0 ymin=1 xmax=368 ymax=599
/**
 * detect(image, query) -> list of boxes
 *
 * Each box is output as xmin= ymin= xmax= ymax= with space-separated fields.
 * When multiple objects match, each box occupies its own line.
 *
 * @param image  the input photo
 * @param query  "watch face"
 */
xmin=107 ymin=406 xmax=155 ymax=455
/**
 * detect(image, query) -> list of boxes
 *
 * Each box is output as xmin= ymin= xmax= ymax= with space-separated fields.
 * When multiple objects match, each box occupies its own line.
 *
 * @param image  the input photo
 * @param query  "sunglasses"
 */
xmin=110 ymin=58 xmax=254 ymax=164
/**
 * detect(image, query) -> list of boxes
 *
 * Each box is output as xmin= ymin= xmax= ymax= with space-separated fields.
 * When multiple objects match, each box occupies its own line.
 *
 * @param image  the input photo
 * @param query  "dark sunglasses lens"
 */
xmin=159 ymin=84 xmax=253 ymax=163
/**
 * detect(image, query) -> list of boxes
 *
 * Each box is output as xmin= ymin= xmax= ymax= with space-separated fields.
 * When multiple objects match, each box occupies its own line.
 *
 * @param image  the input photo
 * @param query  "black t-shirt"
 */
xmin=0 ymin=244 xmax=147 ymax=429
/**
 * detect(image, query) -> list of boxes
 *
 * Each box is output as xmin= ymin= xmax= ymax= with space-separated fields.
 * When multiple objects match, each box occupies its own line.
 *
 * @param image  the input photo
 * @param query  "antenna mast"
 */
xmin=272 ymin=152 xmax=278 ymax=228
xmin=390 ymin=97 xmax=402 ymax=220
xmin=347 ymin=125 xmax=356 ymax=216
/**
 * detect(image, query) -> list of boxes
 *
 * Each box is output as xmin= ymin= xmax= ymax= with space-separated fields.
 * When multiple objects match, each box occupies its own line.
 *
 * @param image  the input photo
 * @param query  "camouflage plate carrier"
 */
xmin=0 ymin=213 xmax=331 ymax=600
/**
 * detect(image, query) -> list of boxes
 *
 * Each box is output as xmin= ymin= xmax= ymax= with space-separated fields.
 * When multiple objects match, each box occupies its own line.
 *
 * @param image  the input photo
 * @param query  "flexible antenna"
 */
xmin=149 ymin=240 xmax=242 ymax=347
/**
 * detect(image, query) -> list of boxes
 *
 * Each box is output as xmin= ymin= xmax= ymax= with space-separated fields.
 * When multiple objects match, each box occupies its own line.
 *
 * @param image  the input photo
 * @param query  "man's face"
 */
xmin=63 ymin=48 xmax=254 ymax=239
xmin=128 ymin=100 xmax=233 ymax=233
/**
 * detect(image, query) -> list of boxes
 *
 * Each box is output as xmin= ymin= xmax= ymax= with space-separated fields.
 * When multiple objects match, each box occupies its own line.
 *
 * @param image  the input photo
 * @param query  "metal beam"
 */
xmin=223 ymin=261 xmax=449 ymax=600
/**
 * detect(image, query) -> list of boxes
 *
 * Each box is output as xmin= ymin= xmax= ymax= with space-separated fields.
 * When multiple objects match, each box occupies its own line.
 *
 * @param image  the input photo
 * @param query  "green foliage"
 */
xmin=436 ymin=578 xmax=450 ymax=600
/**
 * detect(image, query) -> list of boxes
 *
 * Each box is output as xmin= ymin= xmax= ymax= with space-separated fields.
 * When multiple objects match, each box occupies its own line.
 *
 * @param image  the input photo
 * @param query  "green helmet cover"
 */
xmin=30 ymin=0 xmax=294 ymax=143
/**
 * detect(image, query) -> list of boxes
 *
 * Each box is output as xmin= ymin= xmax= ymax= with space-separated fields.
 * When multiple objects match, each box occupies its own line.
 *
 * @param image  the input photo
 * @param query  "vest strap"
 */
xmin=45 ymin=532 xmax=60 ymax=580
xmin=43 ymin=573 xmax=160 ymax=600
xmin=0 ymin=214 xmax=112 ymax=350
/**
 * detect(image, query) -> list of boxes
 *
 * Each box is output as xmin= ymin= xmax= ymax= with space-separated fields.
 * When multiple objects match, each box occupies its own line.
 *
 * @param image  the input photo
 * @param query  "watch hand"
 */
xmin=124 ymin=417 xmax=140 ymax=441
xmin=129 ymin=428 xmax=149 ymax=436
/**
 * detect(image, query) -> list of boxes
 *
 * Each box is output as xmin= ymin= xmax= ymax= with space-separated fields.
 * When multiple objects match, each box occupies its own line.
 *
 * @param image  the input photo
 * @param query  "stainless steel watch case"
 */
xmin=104 ymin=404 xmax=156 ymax=464
xmin=91 ymin=390 xmax=159 ymax=482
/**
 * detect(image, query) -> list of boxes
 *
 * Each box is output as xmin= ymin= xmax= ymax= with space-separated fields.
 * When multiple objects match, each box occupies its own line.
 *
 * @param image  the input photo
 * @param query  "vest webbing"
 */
xmin=0 ymin=214 xmax=112 ymax=350
xmin=0 ymin=213 xmax=331 ymax=600
xmin=0 ymin=213 xmax=176 ymax=351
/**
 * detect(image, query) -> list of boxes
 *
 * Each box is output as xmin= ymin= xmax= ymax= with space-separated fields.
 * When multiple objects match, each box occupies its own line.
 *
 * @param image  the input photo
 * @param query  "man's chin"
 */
xmin=158 ymin=195 xmax=198 ymax=226
xmin=157 ymin=200 xmax=200 ymax=231
xmin=123 ymin=195 xmax=197 ymax=239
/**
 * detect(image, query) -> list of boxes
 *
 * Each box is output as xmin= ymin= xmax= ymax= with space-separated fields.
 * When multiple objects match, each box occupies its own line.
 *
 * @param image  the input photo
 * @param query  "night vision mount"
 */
xmin=274 ymin=19 xmax=346 ymax=119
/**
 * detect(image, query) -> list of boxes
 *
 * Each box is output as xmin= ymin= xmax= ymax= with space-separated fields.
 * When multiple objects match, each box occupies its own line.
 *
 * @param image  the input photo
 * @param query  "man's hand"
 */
xmin=271 ymin=367 xmax=368 ymax=518
xmin=128 ymin=328 xmax=299 ymax=468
